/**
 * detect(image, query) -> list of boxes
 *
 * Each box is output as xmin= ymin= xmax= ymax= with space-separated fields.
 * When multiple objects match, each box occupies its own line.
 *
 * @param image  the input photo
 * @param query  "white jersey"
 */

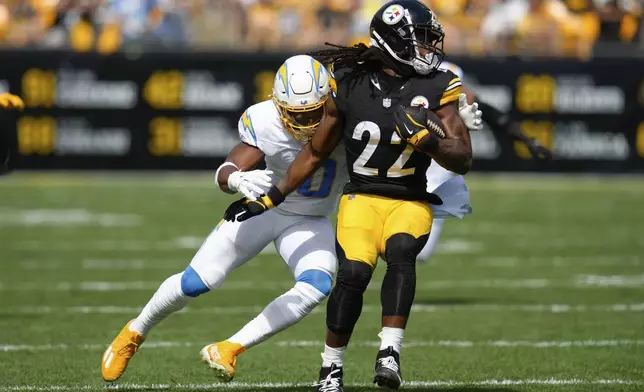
xmin=237 ymin=100 xmax=347 ymax=217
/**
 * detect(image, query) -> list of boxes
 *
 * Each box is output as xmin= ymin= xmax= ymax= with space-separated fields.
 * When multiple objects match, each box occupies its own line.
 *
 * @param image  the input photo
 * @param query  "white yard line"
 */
xmin=1 ymin=379 xmax=643 ymax=391
xmin=12 ymin=254 xmax=643 ymax=270
xmin=2 ymin=303 xmax=643 ymax=316
xmin=8 ymin=235 xmax=643 ymax=253
xmin=2 ymin=339 xmax=643 ymax=353
xmin=275 ymin=339 xmax=644 ymax=348
xmin=467 ymin=255 xmax=643 ymax=267
xmin=0 ymin=209 xmax=141 ymax=228
xmin=2 ymin=275 xmax=644 ymax=292
xmin=8 ymin=240 xmax=280 ymax=254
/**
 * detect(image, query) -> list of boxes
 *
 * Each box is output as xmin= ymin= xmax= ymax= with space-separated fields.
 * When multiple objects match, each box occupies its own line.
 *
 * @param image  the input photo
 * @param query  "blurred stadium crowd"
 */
xmin=0 ymin=0 xmax=641 ymax=57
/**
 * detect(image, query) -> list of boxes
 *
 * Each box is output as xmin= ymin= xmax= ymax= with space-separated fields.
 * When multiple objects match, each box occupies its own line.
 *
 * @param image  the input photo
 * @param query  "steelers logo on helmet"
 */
xmin=410 ymin=95 xmax=429 ymax=109
xmin=382 ymin=4 xmax=405 ymax=25
xmin=371 ymin=1 xmax=446 ymax=76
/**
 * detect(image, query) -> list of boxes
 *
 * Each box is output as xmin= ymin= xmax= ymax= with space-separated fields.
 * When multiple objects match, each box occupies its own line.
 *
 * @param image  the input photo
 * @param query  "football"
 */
xmin=426 ymin=109 xmax=446 ymax=139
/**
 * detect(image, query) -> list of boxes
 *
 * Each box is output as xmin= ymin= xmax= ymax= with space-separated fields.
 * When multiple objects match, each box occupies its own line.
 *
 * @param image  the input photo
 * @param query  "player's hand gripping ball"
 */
xmin=393 ymin=105 xmax=445 ymax=149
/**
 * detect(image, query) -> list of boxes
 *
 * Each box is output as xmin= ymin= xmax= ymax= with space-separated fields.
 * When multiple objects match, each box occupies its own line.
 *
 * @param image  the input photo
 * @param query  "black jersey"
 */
xmin=332 ymin=67 xmax=462 ymax=202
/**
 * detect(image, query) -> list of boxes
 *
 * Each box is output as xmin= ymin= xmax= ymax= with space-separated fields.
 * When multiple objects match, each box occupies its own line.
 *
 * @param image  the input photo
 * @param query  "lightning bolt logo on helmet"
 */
xmin=271 ymin=55 xmax=331 ymax=141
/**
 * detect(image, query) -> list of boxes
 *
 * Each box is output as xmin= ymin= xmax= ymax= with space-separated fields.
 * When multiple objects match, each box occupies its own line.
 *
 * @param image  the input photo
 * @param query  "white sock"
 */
xmin=228 ymin=281 xmax=325 ymax=349
xmin=416 ymin=219 xmax=445 ymax=262
xmin=321 ymin=345 xmax=346 ymax=367
xmin=378 ymin=327 xmax=404 ymax=354
xmin=129 ymin=273 xmax=191 ymax=337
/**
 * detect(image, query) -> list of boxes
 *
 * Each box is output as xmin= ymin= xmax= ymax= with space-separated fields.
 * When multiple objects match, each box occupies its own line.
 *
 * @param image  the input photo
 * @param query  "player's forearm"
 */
xmin=424 ymin=138 xmax=472 ymax=175
xmin=276 ymin=142 xmax=328 ymax=195
xmin=216 ymin=164 xmax=238 ymax=193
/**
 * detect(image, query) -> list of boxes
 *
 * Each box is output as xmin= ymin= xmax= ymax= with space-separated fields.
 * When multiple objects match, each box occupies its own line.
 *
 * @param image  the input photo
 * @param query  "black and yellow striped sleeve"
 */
xmin=439 ymin=77 xmax=462 ymax=106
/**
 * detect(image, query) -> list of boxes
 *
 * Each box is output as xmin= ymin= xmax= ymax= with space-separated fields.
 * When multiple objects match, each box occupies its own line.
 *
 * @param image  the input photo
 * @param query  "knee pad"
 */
xmin=296 ymin=269 xmax=333 ymax=296
xmin=336 ymin=258 xmax=373 ymax=293
xmin=385 ymin=233 xmax=428 ymax=267
xmin=180 ymin=266 xmax=210 ymax=297
xmin=326 ymin=259 xmax=373 ymax=334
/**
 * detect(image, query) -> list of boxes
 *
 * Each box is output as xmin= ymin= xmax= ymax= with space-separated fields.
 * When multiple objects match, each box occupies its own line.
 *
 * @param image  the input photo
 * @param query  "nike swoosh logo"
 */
xmin=404 ymin=124 xmax=414 ymax=135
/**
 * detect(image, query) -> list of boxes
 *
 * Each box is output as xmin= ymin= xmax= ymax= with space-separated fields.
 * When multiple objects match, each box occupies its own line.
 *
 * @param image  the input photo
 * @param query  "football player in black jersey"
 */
xmin=224 ymin=1 xmax=471 ymax=390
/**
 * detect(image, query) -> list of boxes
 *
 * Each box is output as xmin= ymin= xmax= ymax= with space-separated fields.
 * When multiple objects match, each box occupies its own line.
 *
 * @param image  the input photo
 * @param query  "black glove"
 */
xmin=223 ymin=197 xmax=247 ymax=221
xmin=526 ymin=139 xmax=553 ymax=161
xmin=393 ymin=105 xmax=442 ymax=154
xmin=393 ymin=105 xmax=431 ymax=147
xmin=223 ymin=186 xmax=285 ymax=222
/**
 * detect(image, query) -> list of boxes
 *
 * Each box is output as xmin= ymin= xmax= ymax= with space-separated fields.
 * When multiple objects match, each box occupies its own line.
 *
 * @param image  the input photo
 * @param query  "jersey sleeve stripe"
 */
xmin=440 ymin=85 xmax=462 ymax=106
xmin=445 ymin=80 xmax=462 ymax=92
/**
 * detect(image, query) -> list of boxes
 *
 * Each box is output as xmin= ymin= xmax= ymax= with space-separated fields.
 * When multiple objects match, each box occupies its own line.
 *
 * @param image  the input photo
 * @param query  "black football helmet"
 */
xmin=370 ymin=0 xmax=445 ymax=76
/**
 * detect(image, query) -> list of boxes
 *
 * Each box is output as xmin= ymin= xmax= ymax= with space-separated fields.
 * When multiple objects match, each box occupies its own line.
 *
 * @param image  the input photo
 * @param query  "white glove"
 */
xmin=227 ymin=169 xmax=274 ymax=201
xmin=458 ymin=93 xmax=483 ymax=131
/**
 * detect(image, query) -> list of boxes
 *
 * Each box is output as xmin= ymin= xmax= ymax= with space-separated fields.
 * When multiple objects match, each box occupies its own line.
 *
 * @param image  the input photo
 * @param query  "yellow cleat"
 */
xmin=200 ymin=341 xmax=246 ymax=382
xmin=101 ymin=320 xmax=145 ymax=382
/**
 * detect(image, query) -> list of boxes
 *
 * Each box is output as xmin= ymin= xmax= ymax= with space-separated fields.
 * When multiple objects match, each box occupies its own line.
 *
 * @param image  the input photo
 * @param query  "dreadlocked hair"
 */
xmin=308 ymin=42 xmax=403 ymax=85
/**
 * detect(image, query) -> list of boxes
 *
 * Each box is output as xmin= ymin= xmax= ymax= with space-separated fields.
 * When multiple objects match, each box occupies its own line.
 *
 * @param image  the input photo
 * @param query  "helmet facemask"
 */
xmin=273 ymin=96 xmax=327 ymax=142
xmin=271 ymin=55 xmax=331 ymax=142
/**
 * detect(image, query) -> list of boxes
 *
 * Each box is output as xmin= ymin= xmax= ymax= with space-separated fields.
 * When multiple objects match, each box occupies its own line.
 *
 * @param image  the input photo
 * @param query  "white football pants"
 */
xmin=190 ymin=209 xmax=337 ymax=288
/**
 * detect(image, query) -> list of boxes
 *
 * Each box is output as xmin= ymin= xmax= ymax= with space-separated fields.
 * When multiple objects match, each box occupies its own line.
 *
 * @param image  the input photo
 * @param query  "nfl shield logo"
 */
xmin=382 ymin=98 xmax=391 ymax=108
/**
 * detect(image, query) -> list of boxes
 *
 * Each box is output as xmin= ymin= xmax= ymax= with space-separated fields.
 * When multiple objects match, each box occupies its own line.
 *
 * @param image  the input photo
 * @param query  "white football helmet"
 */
xmin=272 ymin=55 xmax=331 ymax=141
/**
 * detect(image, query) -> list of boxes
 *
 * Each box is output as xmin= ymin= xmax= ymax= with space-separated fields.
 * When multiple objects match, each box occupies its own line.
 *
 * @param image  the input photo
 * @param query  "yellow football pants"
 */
xmin=336 ymin=193 xmax=433 ymax=268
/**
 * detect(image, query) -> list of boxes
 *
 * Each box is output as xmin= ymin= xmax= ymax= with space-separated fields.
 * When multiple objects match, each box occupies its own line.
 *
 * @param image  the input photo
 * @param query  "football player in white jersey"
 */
xmin=418 ymin=60 xmax=552 ymax=262
xmin=101 ymin=55 xmax=346 ymax=383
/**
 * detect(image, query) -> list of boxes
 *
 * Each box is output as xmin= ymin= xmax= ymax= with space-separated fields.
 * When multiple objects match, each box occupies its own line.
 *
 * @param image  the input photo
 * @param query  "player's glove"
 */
xmin=0 ymin=94 xmax=24 ymax=110
xmin=525 ymin=139 xmax=553 ymax=161
xmin=393 ymin=105 xmax=439 ymax=152
xmin=223 ymin=186 xmax=285 ymax=222
xmin=227 ymin=169 xmax=274 ymax=201
xmin=458 ymin=93 xmax=483 ymax=131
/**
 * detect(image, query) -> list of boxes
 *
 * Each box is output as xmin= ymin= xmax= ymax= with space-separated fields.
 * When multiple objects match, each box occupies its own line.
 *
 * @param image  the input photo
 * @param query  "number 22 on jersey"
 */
xmin=352 ymin=121 xmax=415 ymax=178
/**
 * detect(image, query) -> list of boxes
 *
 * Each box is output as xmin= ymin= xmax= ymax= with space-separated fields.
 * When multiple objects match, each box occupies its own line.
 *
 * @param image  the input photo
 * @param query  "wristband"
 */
xmin=408 ymin=129 xmax=430 ymax=147
xmin=262 ymin=185 xmax=286 ymax=208
xmin=215 ymin=162 xmax=239 ymax=192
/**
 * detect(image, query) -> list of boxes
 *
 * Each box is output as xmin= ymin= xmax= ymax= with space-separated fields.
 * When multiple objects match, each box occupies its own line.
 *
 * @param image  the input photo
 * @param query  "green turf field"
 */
xmin=1 ymin=173 xmax=643 ymax=392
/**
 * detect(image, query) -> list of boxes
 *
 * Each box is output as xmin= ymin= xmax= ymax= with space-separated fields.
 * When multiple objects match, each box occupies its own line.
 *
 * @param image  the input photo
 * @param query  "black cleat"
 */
xmin=374 ymin=346 xmax=402 ymax=389
xmin=315 ymin=363 xmax=344 ymax=392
